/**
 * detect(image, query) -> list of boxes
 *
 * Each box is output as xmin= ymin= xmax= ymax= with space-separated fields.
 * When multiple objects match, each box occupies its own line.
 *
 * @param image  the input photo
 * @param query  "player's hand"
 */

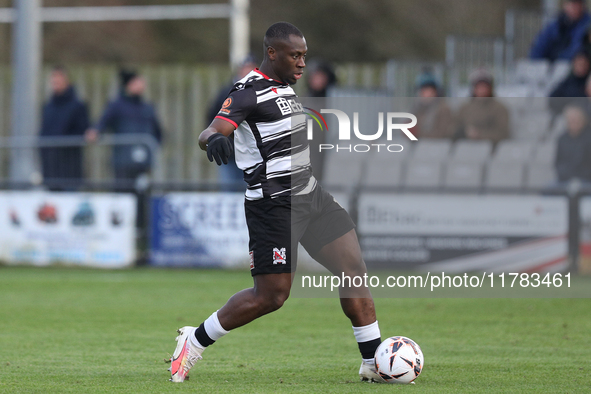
xmin=206 ymin=133 xmax=233 ymax=165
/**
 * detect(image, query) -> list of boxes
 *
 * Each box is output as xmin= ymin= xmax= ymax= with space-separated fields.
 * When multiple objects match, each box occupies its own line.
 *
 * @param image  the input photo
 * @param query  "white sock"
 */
xmin=189 ymin=311 xmax=230 ymax=349
xmin=352 ymin=321 xmax=381 ymax=343
xmin=363 ymin=358 xmax=375 ymax=365
xmin=203 ymin=311 xmax=230 ymax=341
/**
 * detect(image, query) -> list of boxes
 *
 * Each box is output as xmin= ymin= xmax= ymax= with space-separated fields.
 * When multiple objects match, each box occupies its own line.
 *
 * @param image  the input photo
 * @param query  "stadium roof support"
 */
xmin=0 ymin=0 xmax=250 ymax=182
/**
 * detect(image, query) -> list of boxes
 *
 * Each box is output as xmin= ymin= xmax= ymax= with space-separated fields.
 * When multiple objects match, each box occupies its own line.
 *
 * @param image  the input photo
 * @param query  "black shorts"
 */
xmin=245 ymin=185 xmax=355 ymax=276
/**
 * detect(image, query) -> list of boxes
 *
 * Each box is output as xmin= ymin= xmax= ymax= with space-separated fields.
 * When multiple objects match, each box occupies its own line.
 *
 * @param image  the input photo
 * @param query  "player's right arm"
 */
xmin=198 ymin=84 xmax=256 ymax=165
xmin=198 ymin=119 xmax=236 ymax=165
xmin=198 ymin=119 xmax=235 ymax=151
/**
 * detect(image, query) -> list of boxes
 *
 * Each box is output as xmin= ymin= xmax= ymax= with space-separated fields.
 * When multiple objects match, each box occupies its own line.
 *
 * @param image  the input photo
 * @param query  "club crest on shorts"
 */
xmin=273 ymin=247 xmax=286 ymax=265
xmin=249 ymin=251 xmax=254 ymax=270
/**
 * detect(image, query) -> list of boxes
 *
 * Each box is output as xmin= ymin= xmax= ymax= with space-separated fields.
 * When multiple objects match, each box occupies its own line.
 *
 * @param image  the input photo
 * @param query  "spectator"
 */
xmin=530 ymin=0 xmax=590 ymax=62
xmin=455 ymin=69 xmax=510 ymax=144
xmin=411 ymin=73 xmax=454 ymax=139
xmin=87 ymin=69 xmax=163 ymax=186
xmin=305 ymin=60 xmax=338 ymax=181
xmin=552 ymin=52 xmax=591 ymax=97
xmin=580 ymin=26 xmax=591 ymax=56
xmin=555 ymin=104 xmax=591 ymax=184
xmin=306 ymin=61 xmax=337 ymax=97
xmin=207 ymin=56 xmax=258 ymax=190
xmin=550 ymin=52 xmax=590 ymax=115
xmin=40 ymin=65 xmax=89 ymax=190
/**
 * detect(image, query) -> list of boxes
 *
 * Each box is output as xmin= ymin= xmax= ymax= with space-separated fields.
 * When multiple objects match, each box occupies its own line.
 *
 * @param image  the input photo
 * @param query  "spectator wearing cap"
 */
xmin=87 ymin=69 xmax=163 ymax=185
xmin=411 ymin=73 xmax=454 ymax=139
xmin=531 ymin=0 xmax=591 ymax=62
xmin=207 ymin=56 xmax=258 ymax=190
xmin=550 ymin=51 xmax=591 ymax=114
xmin=454 ymin=70 xmax=510 ymax=144
xmin=40 ymin=65 xmax=89 ymax=190
xmin=554 ymin=104 xmax=591 ymax=184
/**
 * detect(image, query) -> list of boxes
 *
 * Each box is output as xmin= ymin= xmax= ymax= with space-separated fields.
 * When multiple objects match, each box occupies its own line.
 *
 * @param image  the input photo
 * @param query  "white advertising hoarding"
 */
xmin=0 ymin=191 xmax=136 ymax=268
xmin=358 ymin=194 xmax=569 ymax=273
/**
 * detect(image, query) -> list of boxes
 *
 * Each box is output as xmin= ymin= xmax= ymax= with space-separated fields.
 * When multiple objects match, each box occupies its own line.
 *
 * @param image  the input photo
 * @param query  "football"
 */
xmin=374 ymin=336 xmax=424 ymax=384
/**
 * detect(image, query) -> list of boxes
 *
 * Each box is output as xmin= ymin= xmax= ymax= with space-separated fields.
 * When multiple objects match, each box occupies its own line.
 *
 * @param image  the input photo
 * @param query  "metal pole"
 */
xmin=230 ymin=0 xmax=250 ymax=68
xmin=542 ymin=0 xmax=559 ymax=22
xmin=10 ymin=0 xmax=42 ymax=182
xmin=505 ymin=9 xmax=515 ymax=72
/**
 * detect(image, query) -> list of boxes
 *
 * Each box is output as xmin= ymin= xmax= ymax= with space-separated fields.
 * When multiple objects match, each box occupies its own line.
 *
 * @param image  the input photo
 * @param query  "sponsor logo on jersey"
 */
xmin=272 ymin=247 xmax=286 ymax=265
xmin=276 ymin=97 xmax=304 ymax=116
xmin=219 ymin=98 xmax=233 ymax=115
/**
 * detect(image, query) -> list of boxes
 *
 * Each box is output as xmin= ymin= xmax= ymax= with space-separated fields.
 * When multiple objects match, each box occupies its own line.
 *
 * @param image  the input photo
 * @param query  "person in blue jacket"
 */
xmin=40 ymin=65 xmax=89 ymax=190
xmin=87 ymin=69 xmax=163 ymax=185
xmin=531 ymin=0 xmax=591 ymax=61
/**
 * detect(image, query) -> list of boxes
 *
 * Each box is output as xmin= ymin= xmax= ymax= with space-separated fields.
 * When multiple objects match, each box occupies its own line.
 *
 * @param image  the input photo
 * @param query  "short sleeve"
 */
xmin=214 ymin=85 xmax=257 ymax=129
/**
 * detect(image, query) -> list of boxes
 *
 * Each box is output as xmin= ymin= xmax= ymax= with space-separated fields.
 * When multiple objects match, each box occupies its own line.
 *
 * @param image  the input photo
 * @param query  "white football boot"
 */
xmin=169 ymin=326 xmax=204 ymax=382
xmin=359 ymin=360 xmax=386 ymax=383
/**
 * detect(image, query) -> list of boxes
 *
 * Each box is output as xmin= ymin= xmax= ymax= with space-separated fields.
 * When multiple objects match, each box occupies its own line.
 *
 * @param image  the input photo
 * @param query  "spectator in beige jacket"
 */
xmin=455 ymin=69 xmax=510 ymax=144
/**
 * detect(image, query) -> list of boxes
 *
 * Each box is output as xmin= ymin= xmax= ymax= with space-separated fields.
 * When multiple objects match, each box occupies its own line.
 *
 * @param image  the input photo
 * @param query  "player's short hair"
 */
xmin=264 ymin=22 xmax=303 ymax=43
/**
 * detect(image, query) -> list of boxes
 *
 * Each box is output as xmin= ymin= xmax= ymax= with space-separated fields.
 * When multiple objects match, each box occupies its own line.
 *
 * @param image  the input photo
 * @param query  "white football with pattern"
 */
xmin=374 ymin=336 xmax=424 ymax=384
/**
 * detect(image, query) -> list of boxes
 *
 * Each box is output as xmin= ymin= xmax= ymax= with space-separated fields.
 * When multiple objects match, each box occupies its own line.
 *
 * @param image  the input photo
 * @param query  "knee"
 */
xmin=256 ymin=290 xmax=289 ymax=314
xmin=341 ymin=259 xmax=368 ymax=278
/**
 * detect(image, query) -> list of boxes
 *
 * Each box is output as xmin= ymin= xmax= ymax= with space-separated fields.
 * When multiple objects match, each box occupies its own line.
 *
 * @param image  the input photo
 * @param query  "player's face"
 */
xmin=273 ymin=35 xmax=307 ymax=85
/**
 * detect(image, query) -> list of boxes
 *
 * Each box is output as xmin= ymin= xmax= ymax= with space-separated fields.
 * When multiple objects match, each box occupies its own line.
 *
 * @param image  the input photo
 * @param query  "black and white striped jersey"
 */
xmin=215 ymin=68 xmax=316 ymax=200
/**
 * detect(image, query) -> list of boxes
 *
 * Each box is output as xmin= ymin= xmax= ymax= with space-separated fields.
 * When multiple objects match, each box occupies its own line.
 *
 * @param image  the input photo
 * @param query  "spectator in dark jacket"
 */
xmin=306 ymin=61 xmax=337 ymax=97
xmin=87 ymin=70 xmax=163 ymax=184
xmin=555 ymin=104 xmax=591 ymax=183
xmin=40 ymin=65 xmax=89 ymax=190
xmin=531 ymin=0 xmax=591 ymax=61
xmin=550 ymin=52 xmax=591 ymax=114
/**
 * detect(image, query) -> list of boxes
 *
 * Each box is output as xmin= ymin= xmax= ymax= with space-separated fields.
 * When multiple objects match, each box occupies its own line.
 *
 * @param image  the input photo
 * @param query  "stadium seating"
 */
xmin=525 ymin=163 xmax=556 ymax=190
xmin=485 ymin=161 xmax=525 ymax=191
xmin=449 ymin=140 xmax=493 ymax=163
xmin=492 ymin=140 xmax=534 ymax=163
xmin=547 ymin=60 xmax=571 ymax=93
xmin=443 ymin=161 xmax=483 ymax=191
xmin=531 ymin=140 xmax=556 ymax=164
xmin=514 ymin=59 xmax=550 ymax=91
xmin=322 ymin=133 xmax=558 ymax=193
xmin=411 ymin=139 xmax=453 ymax=162
xmin=322 ymin=152 xmax=366 ymax=190
xmin=362 ymin=160 xmax=404 ymax=188
xmin=403 ymin=160 xmax=443 ymax=189
xmin=524 ymin=140 xmax=557 ymax=190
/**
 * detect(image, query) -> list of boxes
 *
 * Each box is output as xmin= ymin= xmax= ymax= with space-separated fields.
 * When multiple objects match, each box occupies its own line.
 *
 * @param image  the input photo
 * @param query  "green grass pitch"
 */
xmin=0 ymin=267 xmax=590 ymax=393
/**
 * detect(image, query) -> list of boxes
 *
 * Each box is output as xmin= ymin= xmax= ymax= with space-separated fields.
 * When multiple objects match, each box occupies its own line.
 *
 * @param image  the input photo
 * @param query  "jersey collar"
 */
xmin=254 ymin=68 xmax=288 ymax=85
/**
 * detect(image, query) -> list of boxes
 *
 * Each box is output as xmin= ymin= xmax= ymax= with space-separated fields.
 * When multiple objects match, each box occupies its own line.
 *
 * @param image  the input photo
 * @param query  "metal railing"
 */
xmin=0 ymin=133 xmax=162 ymax=190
